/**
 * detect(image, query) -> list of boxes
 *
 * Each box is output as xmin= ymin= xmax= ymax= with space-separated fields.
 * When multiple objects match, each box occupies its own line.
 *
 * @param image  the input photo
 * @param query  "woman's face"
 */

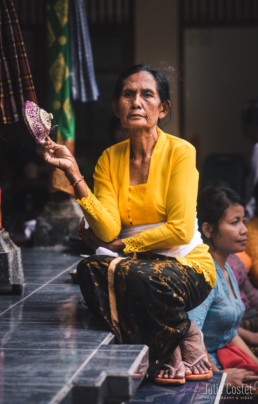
xmin=112 ymin=71 xmax=169 ymax=130
xmin=211 ymin=203 xmax=247 ymax=255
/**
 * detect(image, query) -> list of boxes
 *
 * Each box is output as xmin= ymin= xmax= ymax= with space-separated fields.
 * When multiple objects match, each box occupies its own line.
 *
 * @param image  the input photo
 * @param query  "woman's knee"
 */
xmin=77 ymin=258 xmax=88 ymax=280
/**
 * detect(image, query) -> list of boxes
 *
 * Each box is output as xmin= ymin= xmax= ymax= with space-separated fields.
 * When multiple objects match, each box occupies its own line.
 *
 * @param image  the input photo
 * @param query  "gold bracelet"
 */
xmin=70 ymin=176 xmax=84 ymax=187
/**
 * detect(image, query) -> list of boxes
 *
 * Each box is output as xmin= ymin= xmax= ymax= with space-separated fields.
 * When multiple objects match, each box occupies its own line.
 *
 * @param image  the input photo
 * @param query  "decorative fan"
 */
xmin=24 ymin=100 xmax=54 ymax=144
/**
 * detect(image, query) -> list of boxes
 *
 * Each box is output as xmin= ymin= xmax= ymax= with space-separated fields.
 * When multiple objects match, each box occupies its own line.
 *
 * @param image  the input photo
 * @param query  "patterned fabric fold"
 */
xmin=0 ymin=0 xmax=37 ymax=125
xmin=46 ymin=0 xmax=75 ymax=194
xmin=69 ymin=0 xmax=99 ymax=102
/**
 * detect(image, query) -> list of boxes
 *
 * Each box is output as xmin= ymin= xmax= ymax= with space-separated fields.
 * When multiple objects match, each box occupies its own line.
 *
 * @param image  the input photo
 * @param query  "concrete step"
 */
xmin=68 ymin=345 xmax=148 ymax=404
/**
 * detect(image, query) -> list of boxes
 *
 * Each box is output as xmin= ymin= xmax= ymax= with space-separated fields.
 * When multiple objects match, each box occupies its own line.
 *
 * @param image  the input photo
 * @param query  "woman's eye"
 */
xmin=231 ymin=220 xmax=238 ymax=225
xmin=122 ymin=90 xmax=132 ymax=98
xmin=143 ymin=92 xmax=153 ymax=98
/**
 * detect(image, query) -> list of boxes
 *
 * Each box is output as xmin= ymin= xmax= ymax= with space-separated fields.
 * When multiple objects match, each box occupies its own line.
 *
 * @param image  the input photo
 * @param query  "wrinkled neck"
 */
xmin=129 ymin=127 xmax=158 ymax=160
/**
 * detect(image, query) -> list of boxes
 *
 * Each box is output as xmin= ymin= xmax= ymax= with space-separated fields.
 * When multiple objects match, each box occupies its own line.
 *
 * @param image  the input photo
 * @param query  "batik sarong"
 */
xmin=77 ymin=253 xmax=212 ymax=378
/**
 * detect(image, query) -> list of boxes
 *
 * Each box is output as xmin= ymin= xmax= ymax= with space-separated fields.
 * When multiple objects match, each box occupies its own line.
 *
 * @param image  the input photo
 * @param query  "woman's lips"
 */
xmin=128 ymin=114 xmax=145 ymax=118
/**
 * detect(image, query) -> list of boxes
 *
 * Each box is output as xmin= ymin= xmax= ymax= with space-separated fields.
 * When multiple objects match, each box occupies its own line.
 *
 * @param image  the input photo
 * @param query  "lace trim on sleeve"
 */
xmin=122 ymin=233 xmax=149 ymax=254
xmin=76 ymin=187 xmax=103 ymax=219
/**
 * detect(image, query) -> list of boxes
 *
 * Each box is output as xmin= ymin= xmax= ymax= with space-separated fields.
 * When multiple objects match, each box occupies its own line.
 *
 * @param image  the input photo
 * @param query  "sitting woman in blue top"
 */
xmin=189 ymin=183 xmax=258 ymax=387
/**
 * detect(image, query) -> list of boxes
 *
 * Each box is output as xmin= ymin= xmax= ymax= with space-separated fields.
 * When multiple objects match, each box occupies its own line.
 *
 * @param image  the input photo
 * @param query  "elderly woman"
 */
xmin=37 ymin=64 xmax=215 ymax=383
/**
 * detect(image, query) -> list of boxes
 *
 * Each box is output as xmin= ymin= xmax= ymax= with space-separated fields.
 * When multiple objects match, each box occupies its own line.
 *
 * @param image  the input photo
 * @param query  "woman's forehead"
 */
xmin=223 ymin=203 xmax=245 ymax=219
xmin=122 ymin=71 xmax=158 ymax=90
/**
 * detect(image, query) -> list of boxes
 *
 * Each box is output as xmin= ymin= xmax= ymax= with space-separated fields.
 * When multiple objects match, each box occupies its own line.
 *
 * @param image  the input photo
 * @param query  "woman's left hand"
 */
xmin=36 ymin=136 xmax=76 ymax=172
xmin=76 ymin=218 xmax=125 ymax=252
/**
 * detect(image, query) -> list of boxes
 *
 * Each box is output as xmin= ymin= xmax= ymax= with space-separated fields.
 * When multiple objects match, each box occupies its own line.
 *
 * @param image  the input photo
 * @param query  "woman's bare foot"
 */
xmin=180 ymin=321 xmax=212 ymax=376
xmin=156 ymin=345 xmax=185 ymax=380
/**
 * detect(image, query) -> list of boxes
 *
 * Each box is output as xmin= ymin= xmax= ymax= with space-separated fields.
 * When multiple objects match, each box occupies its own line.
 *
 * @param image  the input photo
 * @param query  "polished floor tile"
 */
xmin=0 ymin=247 xmax=224 ymax=404
xmin=0 ymin=247 xmax=115 ymax=404
xmin=126 ymin=372 xmax=225 ymax=404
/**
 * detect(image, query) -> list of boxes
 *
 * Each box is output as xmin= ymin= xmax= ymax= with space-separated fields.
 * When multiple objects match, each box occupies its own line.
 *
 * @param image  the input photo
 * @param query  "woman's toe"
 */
xmin=201 ymin=360 xmax=212 ymax=373
xmin=175 ymin=369 xmax=185 ymax=378
xmin=203 ymin=357 xmax=212 ymax=369
xmin=198 ymin=362 xmax=208 ymax=373
xmin=195 ymin=363 xmax=204 ymax=374
xmin=184 ymin=365 xmax=192 ymax=375
xmin=191 ymin=365 xmax=199 ymax=375
xmin=176 ymin=362 xmax=185 ymax=378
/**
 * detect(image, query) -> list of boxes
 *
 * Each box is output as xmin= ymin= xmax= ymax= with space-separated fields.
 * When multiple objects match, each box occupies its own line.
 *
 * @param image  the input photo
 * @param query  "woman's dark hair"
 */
xmin=112 ymin=64 xmax=171 ymax=103
xmin=197 ymin=182 xmax=245 ymax=242
xmin=253 ymin=182 xmax=258 ymax=216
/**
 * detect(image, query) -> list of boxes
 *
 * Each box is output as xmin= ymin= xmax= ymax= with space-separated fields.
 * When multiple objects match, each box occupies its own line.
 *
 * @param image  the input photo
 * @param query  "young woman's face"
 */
xmin=113 ymin=71 xmax=169 ymax=130
xmin=212 ymin=204 xmax=247 ymax=255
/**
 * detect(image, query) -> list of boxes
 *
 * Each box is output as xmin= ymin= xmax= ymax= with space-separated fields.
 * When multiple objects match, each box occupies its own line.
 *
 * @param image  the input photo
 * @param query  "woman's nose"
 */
xmin=132 ymin=93 xmax=141 ymax=108
xmin=240 ymin=222 xmax=247 ymax=235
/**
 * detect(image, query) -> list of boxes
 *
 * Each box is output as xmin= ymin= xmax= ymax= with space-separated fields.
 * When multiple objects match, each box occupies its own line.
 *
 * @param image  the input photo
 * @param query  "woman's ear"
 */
xmin=112 ymin=100 xmax=120 ymax=118
xmin=159 ymin=100 xmax=171 ymax=120
xmin=202 ymin=222 xmax=214 ymax=240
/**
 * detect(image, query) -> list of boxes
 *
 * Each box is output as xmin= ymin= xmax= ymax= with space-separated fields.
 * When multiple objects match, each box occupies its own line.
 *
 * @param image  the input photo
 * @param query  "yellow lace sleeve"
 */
xmin=121 ymin=233 xmax=149 ymax=254
xmin=76 ymin=186 xmax=121 ymax=242
xmin=77 ymin=187 xmax=104 ymax=220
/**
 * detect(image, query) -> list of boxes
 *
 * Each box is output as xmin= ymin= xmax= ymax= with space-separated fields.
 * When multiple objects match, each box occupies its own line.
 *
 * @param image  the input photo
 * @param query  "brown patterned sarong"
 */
xmin=77 ymin=253 xmax=212 ymax=378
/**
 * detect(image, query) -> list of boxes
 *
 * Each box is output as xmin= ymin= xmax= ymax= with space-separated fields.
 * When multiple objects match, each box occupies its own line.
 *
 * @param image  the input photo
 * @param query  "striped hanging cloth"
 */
xmin=0 ymin=0 xmax=37 ymax=125
xmin=69 ymin=0 xmax=99 ymax=102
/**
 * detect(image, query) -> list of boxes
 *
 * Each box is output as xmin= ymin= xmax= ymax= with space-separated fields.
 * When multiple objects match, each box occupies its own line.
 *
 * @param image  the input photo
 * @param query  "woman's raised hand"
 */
xmin=36 ymin=136 xmax=76 ymax=172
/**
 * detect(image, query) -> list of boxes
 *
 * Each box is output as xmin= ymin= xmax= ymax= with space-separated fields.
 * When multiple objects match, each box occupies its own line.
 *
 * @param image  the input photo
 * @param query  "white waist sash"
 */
xmin=119 ymin=215 xmax=203 ymax=258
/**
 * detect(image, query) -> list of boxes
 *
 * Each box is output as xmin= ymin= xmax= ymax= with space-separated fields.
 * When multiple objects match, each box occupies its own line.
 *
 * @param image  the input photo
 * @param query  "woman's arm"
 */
xmin=238 ymin=327 xmax=258 ymax=347
xmin=231 ymin=335 xmax=258 ymax=365
xmin=37 ymin=137 xmax=122 ymax=242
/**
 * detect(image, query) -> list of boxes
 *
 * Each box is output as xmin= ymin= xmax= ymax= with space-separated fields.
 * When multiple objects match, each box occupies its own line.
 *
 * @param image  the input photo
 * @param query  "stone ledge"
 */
xmin=70 ymin=345 xmax=149 ymax=404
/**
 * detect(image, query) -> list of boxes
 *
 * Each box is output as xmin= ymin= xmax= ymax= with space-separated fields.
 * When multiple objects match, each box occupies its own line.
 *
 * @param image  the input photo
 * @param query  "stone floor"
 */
xmin=0 ymin=247 xmax=227 ymax=404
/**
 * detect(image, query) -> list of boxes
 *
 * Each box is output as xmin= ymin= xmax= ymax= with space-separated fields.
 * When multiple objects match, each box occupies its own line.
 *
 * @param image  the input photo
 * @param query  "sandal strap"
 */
xmin=183 ymin=353 xmax=206 ymax=368
xmin=164 ymin=361 xmax=184 ymax=373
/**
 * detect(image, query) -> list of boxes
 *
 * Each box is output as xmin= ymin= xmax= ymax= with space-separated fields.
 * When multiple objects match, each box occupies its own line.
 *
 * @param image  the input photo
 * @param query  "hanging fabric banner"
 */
xmin=69 ymin=0 xmax=99 ymax=103
xmin=0 ymin=0 xmax=37 ymax=126
xmin=46 ymin=0 xmax=75 ymax=194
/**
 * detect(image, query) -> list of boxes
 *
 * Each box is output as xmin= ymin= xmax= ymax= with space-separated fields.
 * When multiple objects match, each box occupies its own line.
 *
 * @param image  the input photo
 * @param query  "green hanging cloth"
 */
xmin=46 ymin=0 xmax=75 ymax=194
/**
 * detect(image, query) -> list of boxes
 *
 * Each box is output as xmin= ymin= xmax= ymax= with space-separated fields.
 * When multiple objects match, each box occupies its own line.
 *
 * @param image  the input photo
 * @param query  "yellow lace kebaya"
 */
xmin=77 ymin=127 xmax=215 ymax=288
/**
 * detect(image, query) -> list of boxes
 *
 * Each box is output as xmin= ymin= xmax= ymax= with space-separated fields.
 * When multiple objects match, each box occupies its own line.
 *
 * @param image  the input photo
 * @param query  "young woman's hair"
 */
xmin=197 ymin=182 xmax=245 ymax=242
xmin=112 ymin=64 xmax=171 ymax=103
xmin=253 ymin=182 xmax=258 ymax=216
